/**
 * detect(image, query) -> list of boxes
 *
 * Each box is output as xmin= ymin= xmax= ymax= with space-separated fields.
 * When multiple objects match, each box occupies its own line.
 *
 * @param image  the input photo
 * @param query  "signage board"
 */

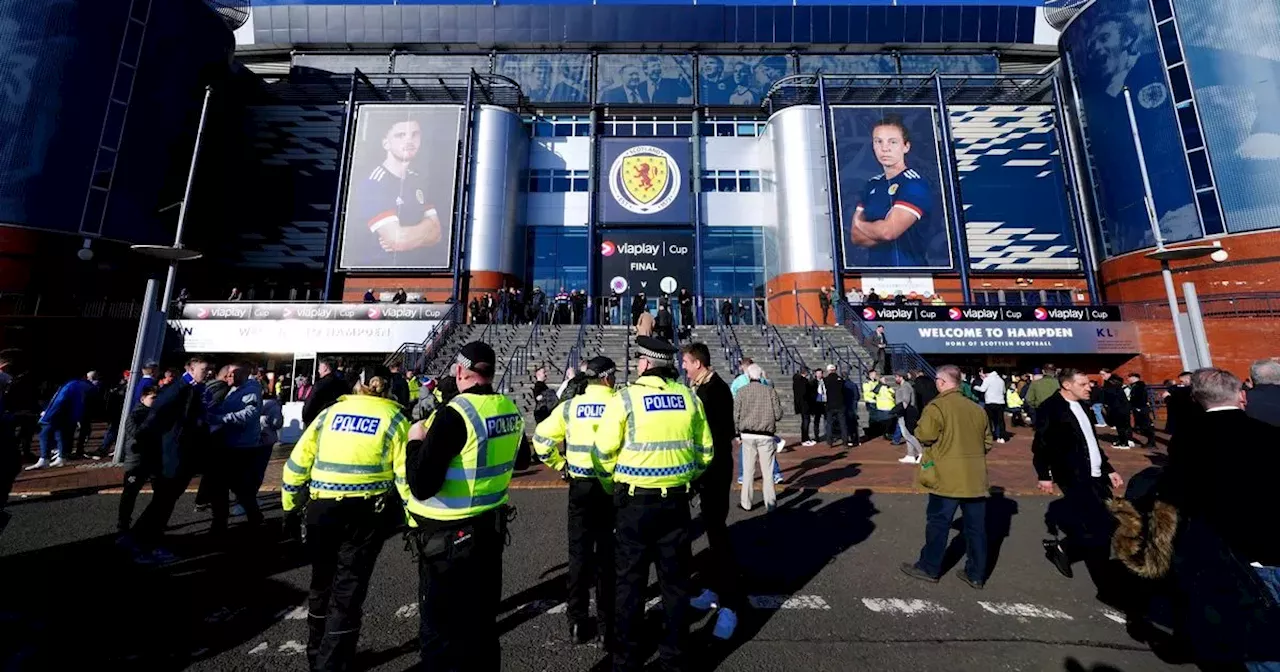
xmin=597 ymin=231 xmax=695 ymax=297
xmin=856 ymin=305 xmax=1122 ymax=322
xmin=169 ymin=319 xmax=438 ymax=354
xmin=878 ymin=321 xmax=1139 ymax=355
xmin=177 ymin=303 xmax=452 ymax=321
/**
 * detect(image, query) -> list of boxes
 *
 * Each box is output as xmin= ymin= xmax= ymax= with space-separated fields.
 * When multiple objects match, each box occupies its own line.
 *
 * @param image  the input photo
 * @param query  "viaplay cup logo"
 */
xmin=862 ymin=307 xmax=877 ymax=320
xmin=1034 ymin=307 xmax=1049 ymax=321
xmin=600 ymin=240 xmax=617 ymax=257
xmin=608 ymin=145 xmax=681 ymax=215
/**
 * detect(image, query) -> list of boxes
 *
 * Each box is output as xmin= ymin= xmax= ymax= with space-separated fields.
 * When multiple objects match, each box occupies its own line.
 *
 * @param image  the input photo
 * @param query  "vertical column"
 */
xmin=691 ymin=108 xmax=704 ymax=322
xmin=322 ymin=74 xmax=358 ymax=301
xmin=815 ymin=76 xmax=843 ymax=300
xmin=1063 ymin=54 xmax=1109 ymax=263
xmin=586 ymin=108 xmax=600 ymax=317
xmin=1051 ymin=74 xmax=1100 ymax=303
xmin=933 ymin=75 xmax=971 ymax=303
xmin=451 ymin=72 xmax=479 ymax=301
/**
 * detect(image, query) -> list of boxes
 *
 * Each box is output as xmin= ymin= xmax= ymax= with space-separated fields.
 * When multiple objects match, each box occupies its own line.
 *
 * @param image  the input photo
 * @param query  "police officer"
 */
xmin=533 ymin=356 xmax=618 ymax=646
xmin=282 ymin=364 xmax=409 ymax=672
xmin=395 ymin=342 xmax=530 ymax=670
xmin=594 ymin=336 xmax=713 ymax=672
xmin=873 ymin=373 xmax=897 ymax=440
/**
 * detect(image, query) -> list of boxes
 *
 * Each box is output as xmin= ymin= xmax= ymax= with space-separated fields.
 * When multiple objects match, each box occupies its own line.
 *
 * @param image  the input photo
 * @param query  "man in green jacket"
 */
xmin=1023 ymin=364 xmax=1061 ymax=425
xmin=901 ymin=364 xmax=993 ymax=589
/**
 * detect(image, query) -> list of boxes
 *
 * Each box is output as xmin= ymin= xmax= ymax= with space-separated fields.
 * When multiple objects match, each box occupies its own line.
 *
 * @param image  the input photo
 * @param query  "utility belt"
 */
xmin=616 ymin=483 xmax=692 ymax=499
xmin=404 ymin=505 xmax=516 ymax=562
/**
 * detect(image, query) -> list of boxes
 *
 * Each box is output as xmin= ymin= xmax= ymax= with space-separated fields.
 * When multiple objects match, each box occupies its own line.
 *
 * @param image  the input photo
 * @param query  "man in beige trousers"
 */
xmin=733 ymin=364 xmax=784 ymax=512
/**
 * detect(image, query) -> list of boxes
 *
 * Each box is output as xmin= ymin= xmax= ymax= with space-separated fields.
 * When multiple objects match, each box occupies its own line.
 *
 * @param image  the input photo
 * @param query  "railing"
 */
xmin=564 ymin=316 xmax=589 ymax=374
xmin=386 ymin=302 xmax=460 ymax=372
xmin=748 ymin=302 xmax=810 ymax=377
xmin=717 ymin=317 xmax=745 ymax=371
xmin=702 ymin=296 xmax=767 ymax=326
xmin=0 ymin=293 xmax=145 ymax=319
xmin=1117 ymin=292 xmax=1280 ymax=320
xmin=496 ymin=309 xmax=544 ymax=394
xmin=837 ymin=300 xmax=936 ymax=378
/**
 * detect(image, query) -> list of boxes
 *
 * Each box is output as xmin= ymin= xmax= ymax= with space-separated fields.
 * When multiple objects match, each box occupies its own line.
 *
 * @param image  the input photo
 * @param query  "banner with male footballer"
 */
xmin=339 ymin=104 xmax=463 ymax=270
xmin=831 ymin=106 xmax=955 ymax=271
xmin=597 ymin=138 xmax=691 ymax=225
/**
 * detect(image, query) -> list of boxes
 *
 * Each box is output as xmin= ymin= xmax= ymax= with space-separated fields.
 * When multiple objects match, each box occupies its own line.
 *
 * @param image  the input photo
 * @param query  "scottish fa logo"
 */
xmin=609 ymin=145 xmax=681 ymax=215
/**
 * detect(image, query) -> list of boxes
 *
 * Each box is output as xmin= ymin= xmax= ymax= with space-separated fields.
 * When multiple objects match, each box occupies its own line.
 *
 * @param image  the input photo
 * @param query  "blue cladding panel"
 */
xmin=597 ymin=55 xmax=694 ymax=104
xmin=699 ymin=55 xmax=793 ymax=106
xmin=496 ymin=54 xmax=591 ymax=103
xmin=1173 ymin=0 xmax=1280 ymax=235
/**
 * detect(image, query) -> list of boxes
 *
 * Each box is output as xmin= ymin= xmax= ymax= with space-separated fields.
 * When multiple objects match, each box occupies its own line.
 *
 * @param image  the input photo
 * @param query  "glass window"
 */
xmin=1176 ymin=102 xmax=1204 ymax=150
xmin=676 ymin=123 xmax=693 ymax=136
xmin=699 ymin=227 xmax=765 ymax=301
xmin=1187 ymin=149 xmax=1214 ymax=190
xmin=527 ymin=228 xmax=588 ymax=294
xmin=1158 ymin=21 xmax=1183 ymax=67
xmin=1167 ymin=64 xmax=1193 ymax=104
xmin=1151 ymin=0 xmax=1173 ymax=22
xmin=613 ymin=122 xmax=634 ymax=136
xmin=574 ymin=123 xmax=590 ymax=137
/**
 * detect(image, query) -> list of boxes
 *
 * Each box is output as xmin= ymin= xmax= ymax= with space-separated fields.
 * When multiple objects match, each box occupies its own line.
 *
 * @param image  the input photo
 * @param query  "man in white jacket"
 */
xmin=973 ymin=369 xmax=1009 ymax=444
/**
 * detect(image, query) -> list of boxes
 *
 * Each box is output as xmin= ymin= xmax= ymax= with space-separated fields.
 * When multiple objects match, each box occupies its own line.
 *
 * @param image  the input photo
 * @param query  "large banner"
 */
xmin=339 ymin=104 xmax=462 ymax=270
xmin=698 ymin=55 xmax=792 ymax=106
xmin=170 ymin=320 xmax=438 ymax=354
xmin=177 ymin=303 xmax=453 ymax=321
xmin=597 ymin=231 xmax=694 ymax=298
xmin=596 ymin=55 xmax=693 ymax=105
xmin=598 ymin=138 xmax=691 ymax=225
xmin=495 ymin=54 xmax=590 ymax=104
xmin=877 ymin=321 xmax=1139 ymax=355
xmin=1063 ymin=0 xmax=1200 ymax=255
xmin=950 ymin=105 xmax=1082 ymax=272
xmin=832 ymin=106 xmax=954 ymax=271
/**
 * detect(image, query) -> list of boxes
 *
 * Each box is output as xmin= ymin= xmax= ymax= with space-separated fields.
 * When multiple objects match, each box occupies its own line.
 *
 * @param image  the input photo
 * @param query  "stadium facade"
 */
xmin=1 ymin=0 xmax=1277 ymax=379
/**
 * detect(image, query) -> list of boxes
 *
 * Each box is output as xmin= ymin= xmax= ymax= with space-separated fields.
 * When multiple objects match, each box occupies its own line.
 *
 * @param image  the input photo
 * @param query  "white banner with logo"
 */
xmin=169 ymin=320 xmax=437 ymax=354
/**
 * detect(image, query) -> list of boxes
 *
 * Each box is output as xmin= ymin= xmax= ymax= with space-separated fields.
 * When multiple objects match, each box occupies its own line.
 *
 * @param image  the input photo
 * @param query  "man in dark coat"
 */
xmin=630 ymin=293 xmax=647 ymax=327
xmin=1155 ymin=367 xmax=1280 ymax=666
xmin=681 ymin=342 xmax=741 ymax=639
xmin=1032 ymin=368 xmax=1125 ymax=598
xmin=1125 ymin=373 xmax=1155 ymax=447
xmin=1246 ymin=358 xmax=1280 ymax=426
xmin=302 ymin=359 xmax=349 ymax=427
xmin=913 ymin=370 xmax=938 ymax=410
xmin=792 ymin=369 xmax=812 ymax=445
xmin=122 ymin=357 xmax=214 ymax=562
xmin=824 ymin=365 xmax=853 ymax=447
xmin=1162 ymin=371 xmax=1196 ymax=437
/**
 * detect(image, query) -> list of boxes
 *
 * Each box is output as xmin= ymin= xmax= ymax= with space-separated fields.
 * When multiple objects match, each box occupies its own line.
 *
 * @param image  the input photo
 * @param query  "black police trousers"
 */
xmin=614 ymin=487 xmax=693 ymax=672
xmin=305 ymin=497 xmax=386 ymax=672
xmin=412 ymin=508 xmax=505 ymax=672
xmin=566 ymin=477 xmax=615 ymax=628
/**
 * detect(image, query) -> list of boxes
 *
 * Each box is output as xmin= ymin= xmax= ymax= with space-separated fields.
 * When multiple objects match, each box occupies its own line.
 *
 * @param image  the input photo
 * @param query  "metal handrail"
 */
xmin=1116 ymin=293 xmax=1280 ymax=320
xmin=565 ymin=316 xmax=589 ymax=374
xmin=386 ymin=302 xmax=460 ymax=371
xmin=837 ymin=300 xmax=936 ymax=378
xmin=796 ymin=302 xmax=871 ymax=375
xmin=496 ymin=304 xmax=547 ymax=393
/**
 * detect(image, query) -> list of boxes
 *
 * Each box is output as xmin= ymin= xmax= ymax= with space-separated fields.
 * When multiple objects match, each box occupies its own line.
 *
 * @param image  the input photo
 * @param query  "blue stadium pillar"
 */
xmin=586 ymin=108 xmax=600 ymax=320
xmin=691 ymin=108 xmax=704 ymax=324
xmin=816 ymin=76 xmax=844 ymax=300
xmin=933 ymin=75 xmax=972 ymax=303
xmin=322 ymin=74 xmax=358 ymax=302
xmin=451 ymin=72 xmax=479 ymax=303
xmin=1052 ymin=74 xmax=1101 ymax=303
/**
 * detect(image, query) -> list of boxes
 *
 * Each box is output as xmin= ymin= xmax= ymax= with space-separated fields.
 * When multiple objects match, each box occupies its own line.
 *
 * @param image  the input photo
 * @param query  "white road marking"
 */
xmin=978 ymin=602 xmax=1074 ymax=620
xmin=1100 ymin=608 xmax=1127 ymax=624
xmin=645 ymin=597 xmax=662 ymax=611
xmin=749 ymin=595 xmax=832 ymax=610
xmin=546 ymin=602 xmax=568 ymax=615
xmin=395 ymin=603 xmax=418 ymax=618
xmin=860 ymin=598 xmax=950 ymax=615
xmin=247 ymin=642 xmax=269 ymax=656
xmin=277 ymin=640 xmax=307 ymax=655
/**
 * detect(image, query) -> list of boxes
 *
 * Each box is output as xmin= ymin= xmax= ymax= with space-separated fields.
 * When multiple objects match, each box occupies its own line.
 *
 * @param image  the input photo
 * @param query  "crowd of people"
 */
xmin=2 ymin=326 xmax=1279 ymax=670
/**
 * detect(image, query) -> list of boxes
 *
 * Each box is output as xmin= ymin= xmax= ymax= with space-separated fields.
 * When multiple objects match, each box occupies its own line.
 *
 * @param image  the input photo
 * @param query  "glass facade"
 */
xmin=526 ymin=227 xmax=588 ymax=293
xmin=699 ymin=227 xmax=766 ymax=300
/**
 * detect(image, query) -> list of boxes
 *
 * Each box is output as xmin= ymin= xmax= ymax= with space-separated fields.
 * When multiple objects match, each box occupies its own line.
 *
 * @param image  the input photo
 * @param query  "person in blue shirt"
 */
xmin=849 ymin=115 xmax=938 ymax=268
xmin=26 ymin=372 xmax=96 ymax=470
xmin=345 ymin=117 xmax=446 ymax=269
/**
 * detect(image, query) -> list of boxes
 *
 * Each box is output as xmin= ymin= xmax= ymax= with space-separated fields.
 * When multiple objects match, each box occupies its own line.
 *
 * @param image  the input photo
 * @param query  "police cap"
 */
xmin=585 ymin=356 xmax=616 ymax=378
xmin=635 ymin=336 xmax=676 ymax=364
xmin=359 ymin=364 xmax=393 ymax=386
xmin=456 ymin=341 xmax=497 ymax=377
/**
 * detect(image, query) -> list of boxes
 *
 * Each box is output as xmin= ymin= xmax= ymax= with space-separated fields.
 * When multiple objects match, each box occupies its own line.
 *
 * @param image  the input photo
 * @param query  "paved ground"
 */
xmin=10 ymin=425 xmax=1168 ymax=499
xmin=0 ymin=485 xmax=1188 ymax=671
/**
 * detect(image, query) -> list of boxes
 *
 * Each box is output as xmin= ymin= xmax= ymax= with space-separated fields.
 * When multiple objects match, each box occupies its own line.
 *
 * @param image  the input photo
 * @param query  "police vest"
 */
xmin=532 ymin=384 xmax=615 ymax=479
xmin=407 ymin=377 xmax=421 ymax=402
xmin=873 ymin=383 xmax=897 ymax=411
xmin=405 ymin=393 xmax=524 ymax=522
xmin=862 ymin=380 xmax=876 ymax=404
xmin=281 ymin=395 xmax=409 ymax=511
xmin=594 ymin=375 xmax=713 ymax=490
xmin=1006 ymin=388 xmax=1023 ymax=409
